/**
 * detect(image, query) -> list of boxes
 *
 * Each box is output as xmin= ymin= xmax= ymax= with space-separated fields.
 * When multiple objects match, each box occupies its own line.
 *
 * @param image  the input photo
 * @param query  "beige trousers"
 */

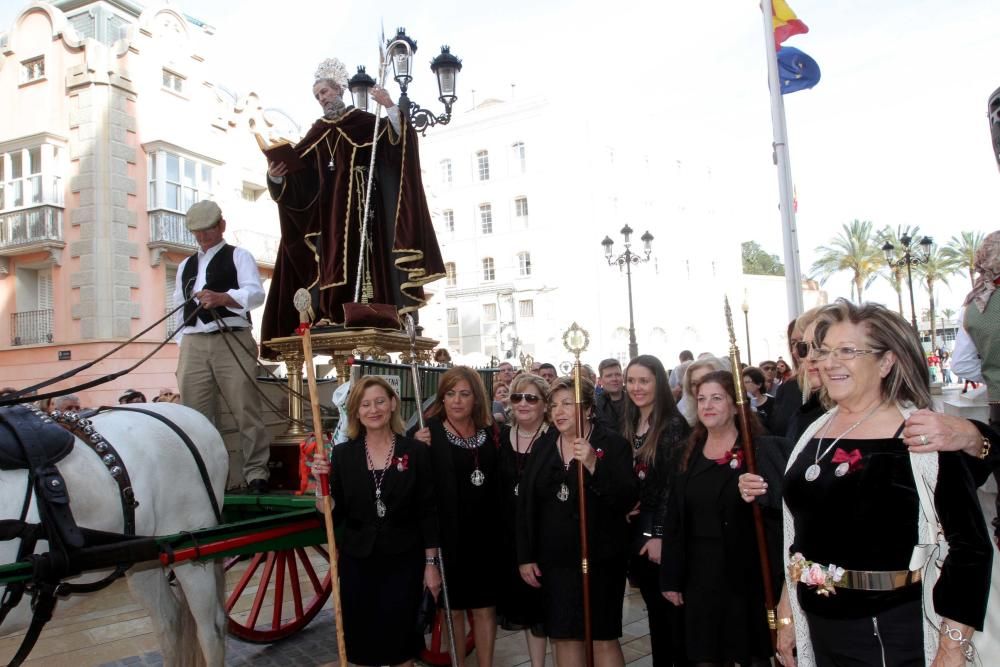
xmin=177 ymin=328 xmax=270 ymax=483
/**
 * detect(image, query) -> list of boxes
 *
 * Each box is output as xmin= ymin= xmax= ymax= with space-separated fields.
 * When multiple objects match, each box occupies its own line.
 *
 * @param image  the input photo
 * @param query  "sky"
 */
xmin=2 ymin=0 xmax=999 ymax=316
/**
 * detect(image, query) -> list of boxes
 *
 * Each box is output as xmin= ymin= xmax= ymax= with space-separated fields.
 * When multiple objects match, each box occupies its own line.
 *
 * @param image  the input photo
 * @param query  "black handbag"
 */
xmin=415 ymin=587 xmax=438 ymax=635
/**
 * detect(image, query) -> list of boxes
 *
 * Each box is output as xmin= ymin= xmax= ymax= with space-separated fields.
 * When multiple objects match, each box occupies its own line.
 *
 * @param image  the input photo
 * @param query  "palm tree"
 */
xmin=876 ymin=224 xmax=922 ymax=318
xmin=941 ymin=231 xmax=984 ymax=290
xmin=811 ymin=220 xmax=883 ymax=303
xmin=915 ymin=246 xmax=961 ymax=351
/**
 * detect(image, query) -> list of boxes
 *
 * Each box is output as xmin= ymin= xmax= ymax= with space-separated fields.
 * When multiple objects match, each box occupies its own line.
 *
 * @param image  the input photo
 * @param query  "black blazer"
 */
xmin=517 ymin=425 xmax=638 ymax=567
xmin=409 ymin=417 xmax=501 ymax=559
xmin=329 ymin=435 xmax=439 ymax=559
xmin=659 ymin=439 xmax=769 ymax=600
xmin=635 ymin=414 xmax=691 ymax=544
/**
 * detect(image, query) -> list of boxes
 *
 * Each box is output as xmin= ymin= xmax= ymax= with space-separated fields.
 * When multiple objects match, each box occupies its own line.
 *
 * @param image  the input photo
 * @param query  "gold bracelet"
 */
xmin=777 ymin=616 xmax=793 ymax=627
xmin=979 ymin=436 xmax=992 ymax=460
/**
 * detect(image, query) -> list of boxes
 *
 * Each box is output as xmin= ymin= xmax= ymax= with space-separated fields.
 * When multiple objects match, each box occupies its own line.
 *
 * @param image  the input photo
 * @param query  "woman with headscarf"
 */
xmin=497 ymin=373 xmax=553 ymax=666
xmin=311 ymin=376 xmax=440 ymax=666
xmin=517 ymin=376 xmax=637 ymax=666
xmin=622 ymin=355 xmax=690 ymax=666
xmin=411 ymin=366 xmax=501 ymax=667
xmin=774 ymin=300 xmax=991 ymax=667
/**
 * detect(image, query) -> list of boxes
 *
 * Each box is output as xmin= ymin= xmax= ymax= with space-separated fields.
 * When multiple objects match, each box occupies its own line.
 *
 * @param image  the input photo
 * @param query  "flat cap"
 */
xmin=185 ymin=200 xmax=222 ymax=231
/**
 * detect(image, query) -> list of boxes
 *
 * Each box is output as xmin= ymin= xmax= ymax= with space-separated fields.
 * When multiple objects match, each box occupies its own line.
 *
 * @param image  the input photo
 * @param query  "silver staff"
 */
xmin=405 ymin=314 xmax=459 ymax=667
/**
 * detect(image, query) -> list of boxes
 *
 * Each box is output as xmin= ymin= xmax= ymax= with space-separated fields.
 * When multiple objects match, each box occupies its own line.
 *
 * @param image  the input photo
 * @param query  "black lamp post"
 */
xmin=348 ymin=28 xmax=463 ymax=135
xmin=601 ymin=226 xmax=654 ymax=360
xmin=882 ymin=234 xmax=933 ymax=331
xmin=741 ymin=298 xmax=752 ymax=364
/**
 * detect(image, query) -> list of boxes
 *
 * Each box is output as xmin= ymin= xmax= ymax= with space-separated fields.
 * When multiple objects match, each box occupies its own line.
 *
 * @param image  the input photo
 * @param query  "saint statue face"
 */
xmin=313 ymin=80 xmax=346 ymax=118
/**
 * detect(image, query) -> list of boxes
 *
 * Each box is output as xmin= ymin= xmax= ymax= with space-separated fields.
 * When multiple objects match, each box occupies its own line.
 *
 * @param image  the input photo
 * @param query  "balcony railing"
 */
xmin=149 ymin=210 xmax=197 ymax=249
xmin=0 ymin=206 xmax=63 ymax=250
xmin=11 ymin=309 xmax=53 ymax=346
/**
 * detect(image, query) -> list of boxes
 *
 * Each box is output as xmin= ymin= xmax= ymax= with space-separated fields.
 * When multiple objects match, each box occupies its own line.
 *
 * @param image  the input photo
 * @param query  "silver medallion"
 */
xmin=397 ymin=462 xmax=405 ymax=472
xmin=804 ymin=464 xmax=821 ymax=482
xmin=729 ymin=458 xmax=740 ymax=470
xmin=514 ymin=483 xmax=519 ymax=497
xmin=637 ymin=470 xmax=646 ymax=481
xmin=834 ymin=462 xmax=850 ymax=478
xmin=471 ymin=469 xmax=485 ymax=487
xmin=557 ymin=483 xmax=570 ymax=502
xmin=376 ymin=498 xmax=387 ymax=518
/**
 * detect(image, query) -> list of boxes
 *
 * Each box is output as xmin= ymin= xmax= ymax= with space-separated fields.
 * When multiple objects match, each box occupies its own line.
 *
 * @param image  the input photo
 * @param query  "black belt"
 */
xmin=189 ymin=328 xmax=248 ymax=336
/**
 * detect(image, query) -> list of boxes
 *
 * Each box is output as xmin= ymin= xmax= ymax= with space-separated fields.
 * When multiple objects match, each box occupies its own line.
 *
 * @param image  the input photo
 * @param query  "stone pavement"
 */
xmin=96 ymin=588 xmax=652 ymax=667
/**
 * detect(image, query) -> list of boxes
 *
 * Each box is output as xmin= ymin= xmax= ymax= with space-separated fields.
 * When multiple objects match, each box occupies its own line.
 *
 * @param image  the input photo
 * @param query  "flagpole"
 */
xmin=761 ymin=0 xmax=805 ymax=320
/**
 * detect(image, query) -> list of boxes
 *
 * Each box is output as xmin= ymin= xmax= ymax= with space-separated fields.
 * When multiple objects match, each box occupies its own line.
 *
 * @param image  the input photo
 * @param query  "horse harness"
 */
xmin=0 ymin=404 xmax=222 ymax=667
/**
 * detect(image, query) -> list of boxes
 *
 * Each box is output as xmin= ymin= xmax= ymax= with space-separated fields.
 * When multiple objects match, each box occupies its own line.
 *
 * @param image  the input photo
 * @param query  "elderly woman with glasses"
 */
xmin=312 ymin=375 xmax=440 ymax=667
xmin=772 ymin=300 xmax=992 ymax=667
xmin=497 ymin=374 xmax=554 ymax=667
xmin=517 ymin=376 xmax=637 ymax=666
xmin=411 ymin=366 xmax=501 ymax=667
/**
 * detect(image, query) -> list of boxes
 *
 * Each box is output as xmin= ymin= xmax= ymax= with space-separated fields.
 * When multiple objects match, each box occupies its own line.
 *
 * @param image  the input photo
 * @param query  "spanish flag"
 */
xmin=772 ymin=0 xmax=809 ymax=48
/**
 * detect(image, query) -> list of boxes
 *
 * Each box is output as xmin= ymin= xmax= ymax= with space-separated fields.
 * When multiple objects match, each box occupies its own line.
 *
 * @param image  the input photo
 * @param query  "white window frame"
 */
xmin=514 ymin=196 xmax=528 ymax=218
xmin=20 ymin=56 xmax=45 ymax=85
xmin=0 ymin=141 xmax=65 ymax=212
xmin=145 ymin=145 xmax=217 ymax=213
xmin=447 ymin=308 xmax=458 ymax=325
xmin=483 ymin=303 xmax=497 ymax=322
xmin=476 ymin=150 xmax=490 ymax=181
xmin=519 ymin=299 xmax=534 ymax=318
xmin=445 ymin=262 xmax=457 ymax=287
xmin=443 ymin=209 xmax=455 ymax=232
xmin=162 ymin=68 xmax=185 ymax=94
xmin=511 ymin=141 xmax=526 ymax=173
xmin=440 ymin=159 xmax=453 ymax=184
xmin=479 ymin=203 xmax=493 ymax=234
xmin=517 ymin=251 xmax=531 ymax=277
xmin=482 ymin=257 xmax=495 ymax=282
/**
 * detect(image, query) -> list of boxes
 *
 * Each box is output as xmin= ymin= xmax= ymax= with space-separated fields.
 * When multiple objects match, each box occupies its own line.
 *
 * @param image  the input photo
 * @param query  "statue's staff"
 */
xmin=293 ymin=289 xmax=348 ymax=666
xmin=404 ymin=315 xmax=460 ymax=667
xmin=562 ymin=322 xmax=594 ymax=667
xmin=724 ymin=296 xmax=778 ymax=648
xmin=354 ymin=34 xmax=400 ymax=303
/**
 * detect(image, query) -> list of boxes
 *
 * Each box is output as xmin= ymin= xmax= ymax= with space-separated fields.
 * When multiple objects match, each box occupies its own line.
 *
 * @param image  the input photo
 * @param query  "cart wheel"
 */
xmin=420 ymin=609 xmax=475 ymax=666
xmin=224 ymin=545 xmax=332 ymax=642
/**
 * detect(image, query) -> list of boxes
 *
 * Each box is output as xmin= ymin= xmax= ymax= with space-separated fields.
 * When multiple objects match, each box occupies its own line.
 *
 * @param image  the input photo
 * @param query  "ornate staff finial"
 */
xmin=562 ymin=321 xmax=590 ymax=362
xmin=724 ymin=295 xmax=737 ymax=350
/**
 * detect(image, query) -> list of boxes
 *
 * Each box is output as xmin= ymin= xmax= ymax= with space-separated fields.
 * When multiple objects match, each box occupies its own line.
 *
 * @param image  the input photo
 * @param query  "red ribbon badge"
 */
xmin=393 ymin=454 xmax=409 ymax=472
xmin=715 ymin=449 xmax=744 ymax=470
xmin=831 ymin=447 xmax=862 ymax=473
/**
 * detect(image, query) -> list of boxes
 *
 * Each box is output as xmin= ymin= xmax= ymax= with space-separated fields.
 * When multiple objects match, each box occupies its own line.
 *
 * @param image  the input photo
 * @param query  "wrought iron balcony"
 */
xmin=0 ymin=206 xmax=64 ymax=256
xmin=11 ymin=309 xmax=53 ymax=346
xmin=148 ymin=210 xmax=197 ymax=250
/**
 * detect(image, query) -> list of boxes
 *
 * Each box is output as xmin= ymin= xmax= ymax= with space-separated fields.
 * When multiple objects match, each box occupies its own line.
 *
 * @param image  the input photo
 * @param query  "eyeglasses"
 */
xmin=793 ymin=341 xmax=810 ymax=359
xmin=808 ymin=346 xmax=883 ymax=362
xmin=510 ymin=393 xmax=541 ymax=404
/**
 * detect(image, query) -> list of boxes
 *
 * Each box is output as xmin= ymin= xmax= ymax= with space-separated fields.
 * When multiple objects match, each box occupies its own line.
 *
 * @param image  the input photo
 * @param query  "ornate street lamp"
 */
xmin=348 ymin=28 xmax=464 ymax=135
xmin=882 ymin=234 xmax=933 ymax=331
xmin=602 ymin=225 xmax=654 ymax=359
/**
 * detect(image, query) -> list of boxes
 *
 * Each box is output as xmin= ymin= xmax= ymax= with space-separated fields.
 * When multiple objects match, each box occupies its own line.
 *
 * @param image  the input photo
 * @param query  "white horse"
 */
xmin=0 ymin=403 xmax=228 ymax=666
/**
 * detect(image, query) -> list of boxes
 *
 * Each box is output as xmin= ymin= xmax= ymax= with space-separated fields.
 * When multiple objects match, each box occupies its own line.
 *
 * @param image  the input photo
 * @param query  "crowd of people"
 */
xmin=305 ymin=294 xmax=1000 ymax=667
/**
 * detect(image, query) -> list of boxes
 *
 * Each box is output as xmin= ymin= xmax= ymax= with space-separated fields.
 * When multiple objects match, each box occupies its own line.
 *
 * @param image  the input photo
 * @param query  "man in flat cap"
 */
xmin=174 ymin=200 xmax=271 ymax=493
xmin=261 ymin=57 xmax=444 ymax=349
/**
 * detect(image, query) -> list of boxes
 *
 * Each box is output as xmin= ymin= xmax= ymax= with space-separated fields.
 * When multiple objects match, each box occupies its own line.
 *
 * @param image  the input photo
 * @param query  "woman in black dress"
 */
xmin=621 ymin=355 xmax=690 ymax=666
xmin=411 ymin=366 xmax=500 ymax=667
xmin=661 ymin=370 xmax=772 ymax=667
xmin=497 ymin=373 xmax=553 ymax=667
xmin=312 ymin=375 xmax=440 ymax=667
xmin=517 ymin=375 xmax=637 ymax=666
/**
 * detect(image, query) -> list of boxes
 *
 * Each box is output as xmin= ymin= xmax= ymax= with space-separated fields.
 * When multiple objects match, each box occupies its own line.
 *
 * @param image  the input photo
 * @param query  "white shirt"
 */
xmin=173 ymin=240 xmax=265 ymax=335
xmin=951 ymin=308 xmax=984 ymax=382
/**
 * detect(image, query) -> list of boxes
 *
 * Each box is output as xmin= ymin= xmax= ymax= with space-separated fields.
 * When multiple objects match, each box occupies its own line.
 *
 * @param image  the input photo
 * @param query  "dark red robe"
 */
xmin=261 ymin=108 xmax=444 ymax=351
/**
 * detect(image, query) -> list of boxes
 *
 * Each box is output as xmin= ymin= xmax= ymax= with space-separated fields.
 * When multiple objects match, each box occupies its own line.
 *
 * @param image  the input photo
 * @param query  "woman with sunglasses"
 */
xmin=517 ymin=376 xmax=637 ymax=666
xmin=497 ymin=374 xmax=554 ymax=667
xmin=411 ymin=366 xmax=501 ymax=667
xmin=621 ymin=355 xmax=690 ymax=666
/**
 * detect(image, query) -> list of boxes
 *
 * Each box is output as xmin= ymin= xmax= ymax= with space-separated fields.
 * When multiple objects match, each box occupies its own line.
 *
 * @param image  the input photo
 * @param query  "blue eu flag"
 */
xmin=778 ymin=46 xmax=821 ymax=95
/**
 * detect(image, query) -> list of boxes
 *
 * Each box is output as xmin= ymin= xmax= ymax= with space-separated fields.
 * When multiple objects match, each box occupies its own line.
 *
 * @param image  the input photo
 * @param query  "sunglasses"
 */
xmin=793 ymin=341 xmax=810 ymax=359
xmin=510 ymin=393 xmax=541 ymax=404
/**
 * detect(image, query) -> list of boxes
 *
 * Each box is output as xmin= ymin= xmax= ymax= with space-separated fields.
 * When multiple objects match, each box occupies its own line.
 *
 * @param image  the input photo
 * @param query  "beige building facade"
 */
xmin=0 ymin=0 xmax=289 ymax=406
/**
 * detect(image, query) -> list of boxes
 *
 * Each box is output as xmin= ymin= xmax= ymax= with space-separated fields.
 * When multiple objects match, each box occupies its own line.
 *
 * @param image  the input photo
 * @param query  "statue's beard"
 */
xmin=323 ymin=97 xmax=347 ymax=119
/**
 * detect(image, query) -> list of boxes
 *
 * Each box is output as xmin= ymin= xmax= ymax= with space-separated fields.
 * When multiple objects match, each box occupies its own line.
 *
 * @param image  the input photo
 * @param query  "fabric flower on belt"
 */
xmin=788 ymin=552 xmax=844 ymax=596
